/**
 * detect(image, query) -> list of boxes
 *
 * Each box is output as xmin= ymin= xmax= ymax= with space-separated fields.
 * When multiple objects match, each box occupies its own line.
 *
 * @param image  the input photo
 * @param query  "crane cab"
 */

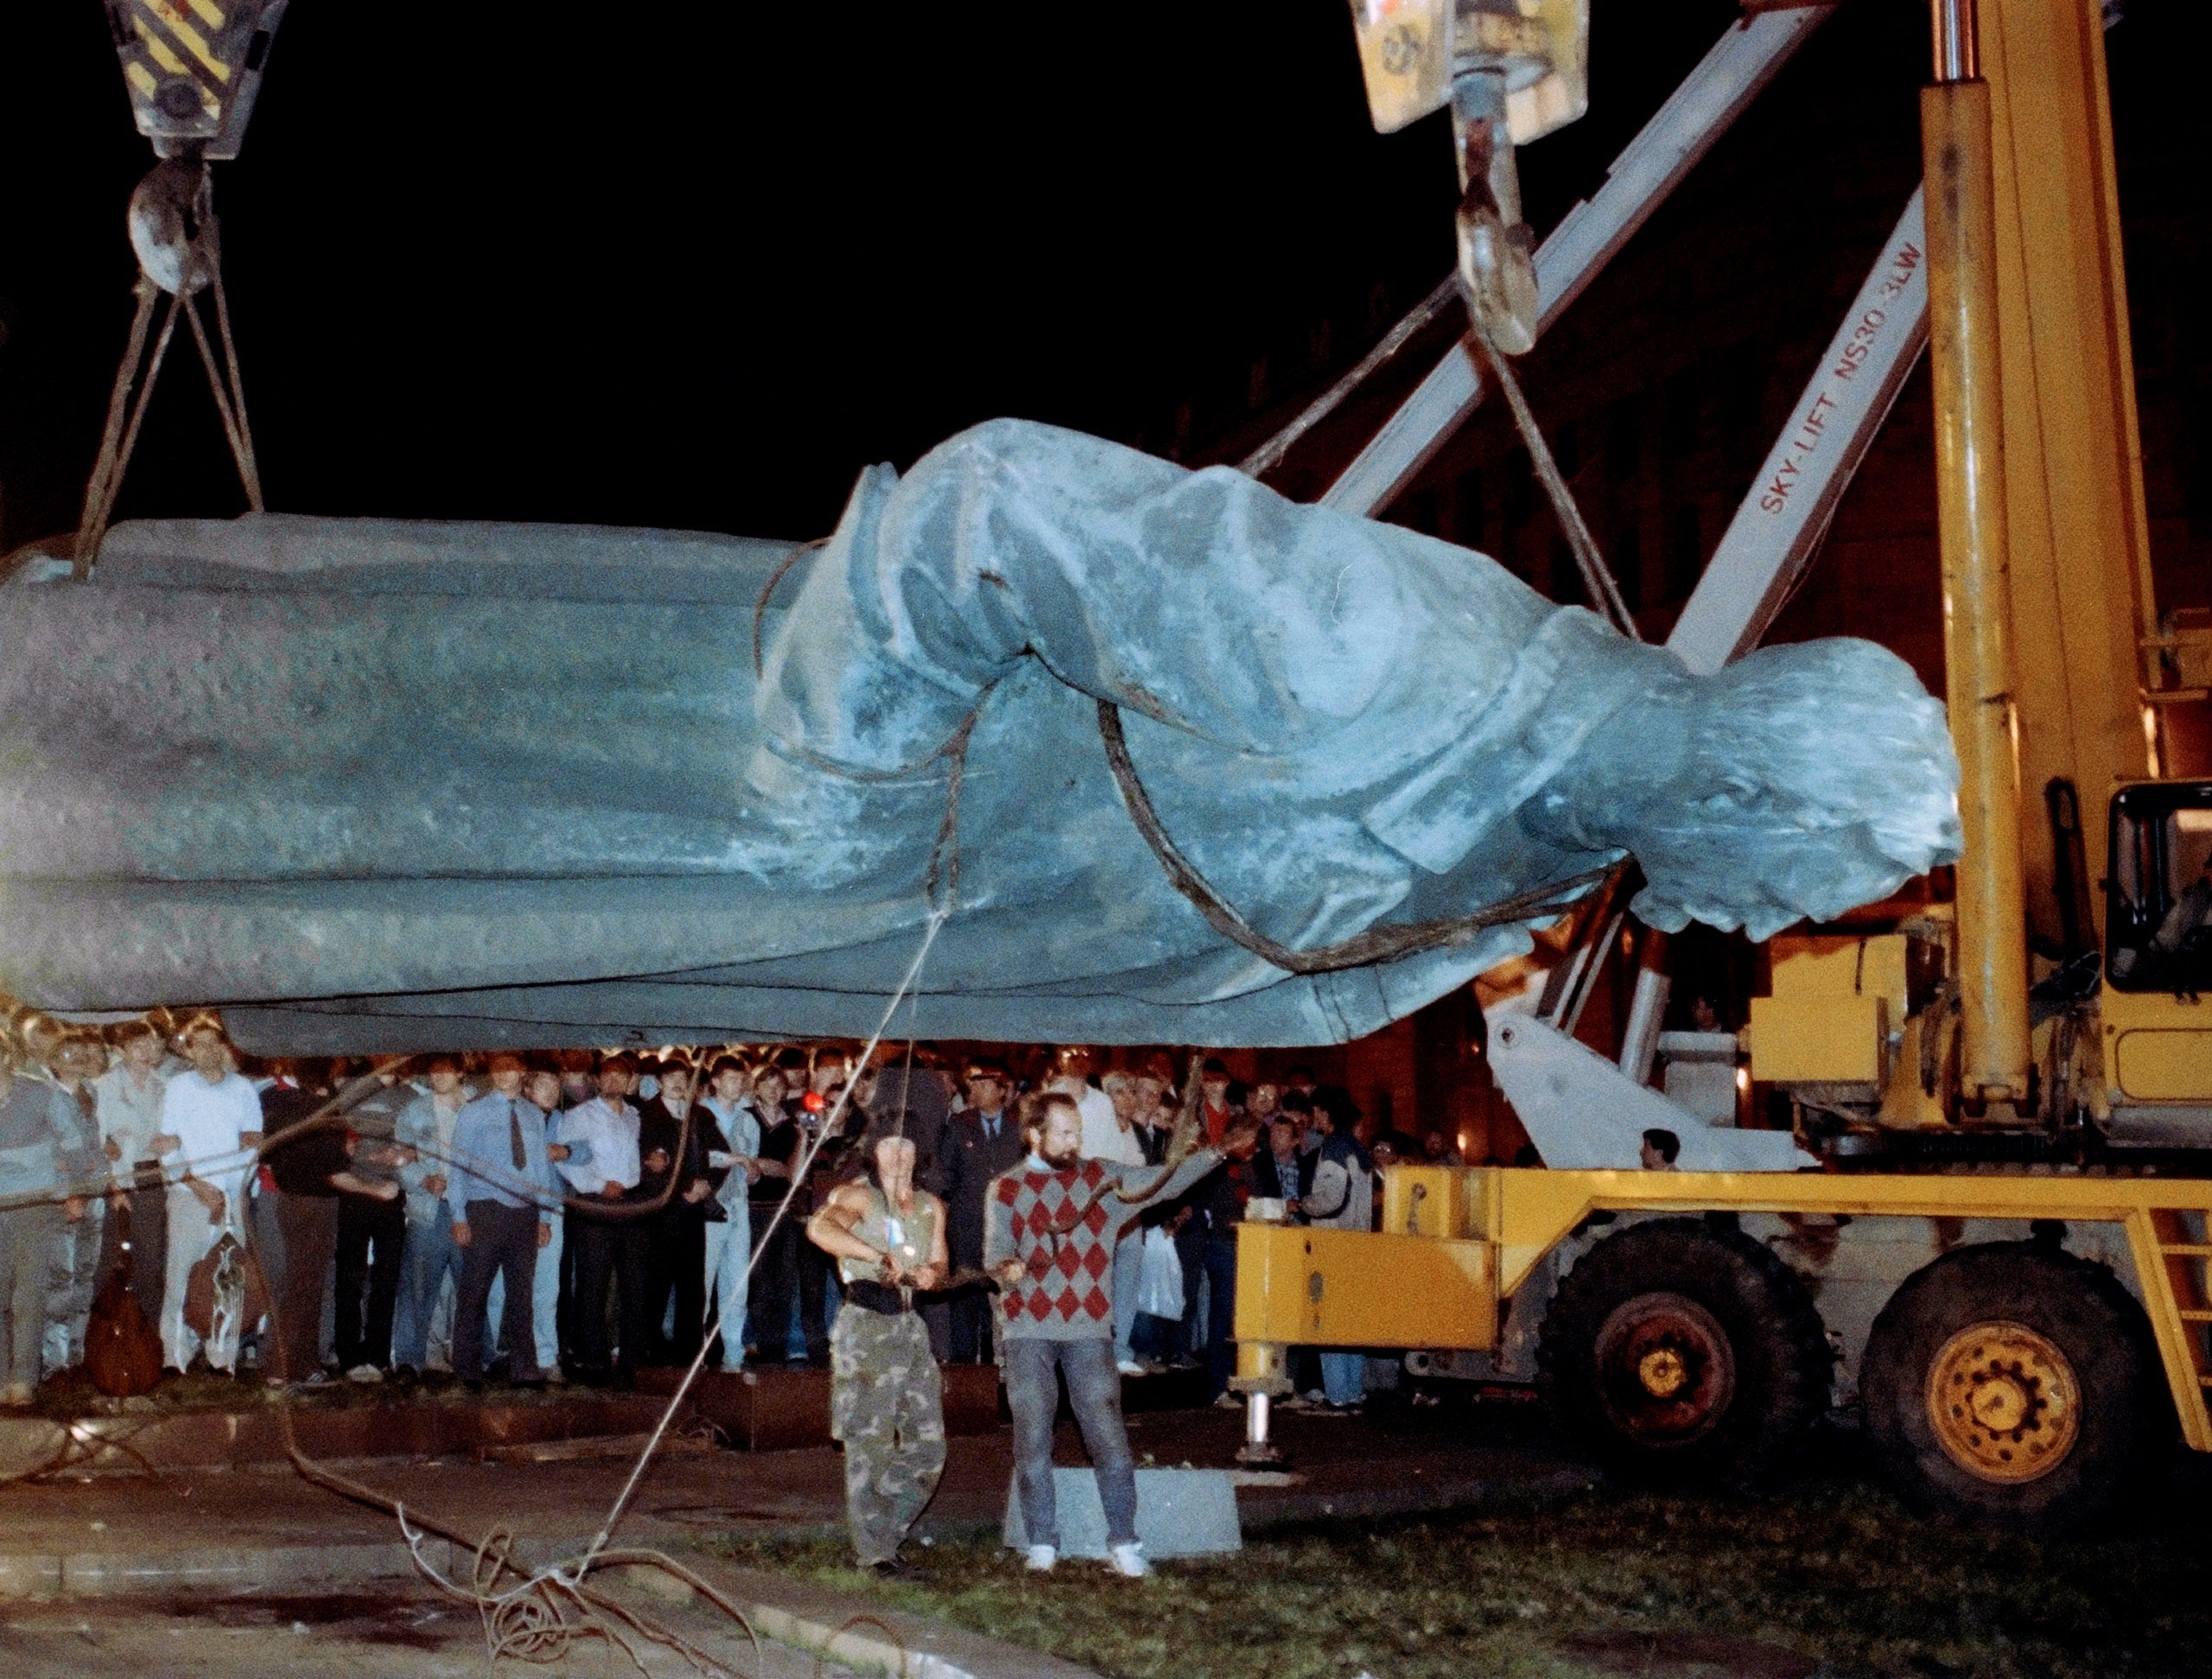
xmin=2101 ymin=782 xmax=2212 ymax=1139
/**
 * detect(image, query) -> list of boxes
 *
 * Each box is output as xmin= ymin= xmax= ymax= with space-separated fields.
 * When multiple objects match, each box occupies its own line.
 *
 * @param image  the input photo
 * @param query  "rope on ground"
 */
xmin=269 ymin=906 xmax=951 ymax=1672
xmin=0 ymin=1413 xmax=167 ymax=1486
xmin=574 ymin=904 xmax=949 ymax=1576
xmin=280 ymin=1289 xmax=761 ymax=1677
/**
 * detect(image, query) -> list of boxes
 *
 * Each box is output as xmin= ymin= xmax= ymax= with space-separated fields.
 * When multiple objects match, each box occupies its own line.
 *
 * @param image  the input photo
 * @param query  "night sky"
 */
xmin=2 ymin=2 xmax=1762 ymax=548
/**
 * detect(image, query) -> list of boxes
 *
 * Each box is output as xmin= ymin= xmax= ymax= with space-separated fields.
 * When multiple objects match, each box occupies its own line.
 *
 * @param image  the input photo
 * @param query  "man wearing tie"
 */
xmin=925 ymin=1061 xmax=1027 ymax=1362
xmin=448 ymin=1055 xmax=565 ymax=1390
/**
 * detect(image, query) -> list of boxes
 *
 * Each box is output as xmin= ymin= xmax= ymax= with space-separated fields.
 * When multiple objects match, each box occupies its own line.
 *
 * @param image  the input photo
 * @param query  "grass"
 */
xmin=707 ymin=1467 xmax=2212 ymax=1679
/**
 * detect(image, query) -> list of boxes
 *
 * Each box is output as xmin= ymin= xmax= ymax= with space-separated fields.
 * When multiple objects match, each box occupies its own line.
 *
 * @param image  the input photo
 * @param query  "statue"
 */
xmin=0 ymin=419 xmax=1958 ymax=1050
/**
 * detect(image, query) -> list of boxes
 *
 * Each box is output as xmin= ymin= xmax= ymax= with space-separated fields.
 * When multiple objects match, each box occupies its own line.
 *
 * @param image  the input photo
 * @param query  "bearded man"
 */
xmin=985 ymin=1089 xmax=1222 ymax=1578
xmin=806 ymin=1133 xmax=950 ymax=1577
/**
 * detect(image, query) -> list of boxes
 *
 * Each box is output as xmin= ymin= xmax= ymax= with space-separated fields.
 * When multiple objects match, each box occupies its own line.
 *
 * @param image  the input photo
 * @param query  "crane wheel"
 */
xmin=1537 ymin=1218 xmax=1832 ymax=1488
xmin=1860 ymin=1243 xmax=2161 ymax=1529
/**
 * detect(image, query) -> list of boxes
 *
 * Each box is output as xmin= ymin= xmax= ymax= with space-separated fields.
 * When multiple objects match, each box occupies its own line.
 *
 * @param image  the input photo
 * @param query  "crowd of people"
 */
xmin=0 ymin=1010 xmax=1420 ymax=1420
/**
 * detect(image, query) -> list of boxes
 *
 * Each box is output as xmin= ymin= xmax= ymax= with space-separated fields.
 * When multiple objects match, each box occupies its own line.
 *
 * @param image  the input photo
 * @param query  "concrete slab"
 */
xmin=1001 ymin=1466 xmax=1242 ymax=1558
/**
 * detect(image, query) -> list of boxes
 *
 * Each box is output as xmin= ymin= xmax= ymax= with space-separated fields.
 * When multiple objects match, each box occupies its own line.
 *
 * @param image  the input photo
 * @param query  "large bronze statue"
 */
xmin=0 ymin=420 xmax=1957 ymax=1049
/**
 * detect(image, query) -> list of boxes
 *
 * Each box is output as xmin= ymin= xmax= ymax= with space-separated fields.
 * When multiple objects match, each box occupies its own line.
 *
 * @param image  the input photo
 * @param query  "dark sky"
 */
xmin=1 ymin=2 xmax=1857 ymax=546
xmin=4 ymin=4 xmax=2201 ymax=1045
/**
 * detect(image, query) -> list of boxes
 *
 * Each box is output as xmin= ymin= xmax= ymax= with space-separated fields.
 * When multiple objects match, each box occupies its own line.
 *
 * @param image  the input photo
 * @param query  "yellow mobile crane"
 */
xmin=1233 ymin=0 xmax=2212 ymax=1527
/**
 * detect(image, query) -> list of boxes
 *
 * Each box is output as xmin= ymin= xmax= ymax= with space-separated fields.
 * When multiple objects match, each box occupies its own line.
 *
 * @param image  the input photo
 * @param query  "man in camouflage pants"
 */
xmin=807 ymin=1134 xmax=950 ymax=1576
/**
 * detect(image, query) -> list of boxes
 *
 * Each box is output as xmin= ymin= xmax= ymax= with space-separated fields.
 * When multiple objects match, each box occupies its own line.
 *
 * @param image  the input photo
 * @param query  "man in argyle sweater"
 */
xmin=985 ymin=1088 xmax=1221 ymax=1577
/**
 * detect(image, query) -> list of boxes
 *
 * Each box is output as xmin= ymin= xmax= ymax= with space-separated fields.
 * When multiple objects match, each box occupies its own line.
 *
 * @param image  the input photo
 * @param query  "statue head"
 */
xmin=1528 ymin=638 xmax=1961 ymax=940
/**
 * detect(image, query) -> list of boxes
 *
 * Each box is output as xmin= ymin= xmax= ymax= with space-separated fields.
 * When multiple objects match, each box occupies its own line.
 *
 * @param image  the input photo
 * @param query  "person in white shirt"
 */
xmin=151 ymin=1014 xmax=264 ymax=1372
xmin=1050 ymin=1046 xmax=1140 ymax=1167
xmin=1096 ymin=1069 xmax=1161 ymax=1375
xmin=556 ymin=1063 xmax=641 ymax=1199
xmin=559 ymin=1053 xmax=645 ymax=1382
xmin=698 ymin=1055 xmax=763 ymax=1373
xmin=92 ymin=1021 xmax=170 ymax=1318
xmin=93 ymin=1022 xmax=168 ymax=1179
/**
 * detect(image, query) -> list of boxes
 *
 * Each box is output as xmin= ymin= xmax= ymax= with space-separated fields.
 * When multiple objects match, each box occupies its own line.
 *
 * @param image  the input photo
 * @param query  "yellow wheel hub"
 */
xmin=1637 ymin=1346 xmax=1688 ymax=1398
xmin=1926 ymin=1320 xmax=2081 ymax=1484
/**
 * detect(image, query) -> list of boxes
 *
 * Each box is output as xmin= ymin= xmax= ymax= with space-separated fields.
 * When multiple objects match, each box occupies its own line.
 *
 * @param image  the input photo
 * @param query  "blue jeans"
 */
xmin=1320 ymin=1349 xmax=1364 ymax=1407
xmin=1004 ymin=1336 xmax=1139 ymax=1549
xmin=534 ymin=1210 xmax=562 ymax=1370
xmin=393 ymin=1212 xmax=460 ymax=1371
xmin=489 ymin=1208 xmax=563 ymax=1371
xmin=703 ymin=1204 xmax=752 ymax=1371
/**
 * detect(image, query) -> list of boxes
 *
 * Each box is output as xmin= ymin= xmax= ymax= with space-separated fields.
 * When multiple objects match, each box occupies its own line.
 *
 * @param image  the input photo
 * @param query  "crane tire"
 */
xmin=1860 ymin=1243 xmax=2163 ymax=1530
xmin=1537 ymin=1217 xmax=1832 ymax=1489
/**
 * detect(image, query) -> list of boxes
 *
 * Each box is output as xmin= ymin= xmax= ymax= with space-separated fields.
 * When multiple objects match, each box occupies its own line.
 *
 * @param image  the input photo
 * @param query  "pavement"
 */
xmin=0 ymin=1394 xmax=1592 ymax=1676
xmin=0 ymin=1574 xmax=874 ymax=1677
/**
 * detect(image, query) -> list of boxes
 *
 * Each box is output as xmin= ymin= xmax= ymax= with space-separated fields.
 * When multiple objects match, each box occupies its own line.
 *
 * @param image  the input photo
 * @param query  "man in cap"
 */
xmin=925 ymin=1060 xmax=1027 ymax=1363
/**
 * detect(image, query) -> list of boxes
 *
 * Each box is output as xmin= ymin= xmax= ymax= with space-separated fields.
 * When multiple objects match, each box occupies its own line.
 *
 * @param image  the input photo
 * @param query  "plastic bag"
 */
xmin=181 ymin=1193 xmax=259 ymax=1375
xmin=1136 ymin=1225 xmax=1184 ymax=1320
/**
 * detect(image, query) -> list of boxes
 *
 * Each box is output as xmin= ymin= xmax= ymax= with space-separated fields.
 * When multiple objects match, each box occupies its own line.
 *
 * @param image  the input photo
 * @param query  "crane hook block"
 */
xmin=127 ymin=156 xmax=213 ymax=296
xmin=1347 ymin=1 xmax=1589 ymax=143
xmin=103 ymin=0 xmax=290 ymax=161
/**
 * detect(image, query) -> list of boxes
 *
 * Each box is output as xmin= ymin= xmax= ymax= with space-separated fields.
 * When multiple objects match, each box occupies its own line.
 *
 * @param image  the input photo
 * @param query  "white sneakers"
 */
xmin=1021 ymin=1540 xmax=1148 ymax=1578
xmin=1115 ymin=1358 xmax=1147 ymax=1377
